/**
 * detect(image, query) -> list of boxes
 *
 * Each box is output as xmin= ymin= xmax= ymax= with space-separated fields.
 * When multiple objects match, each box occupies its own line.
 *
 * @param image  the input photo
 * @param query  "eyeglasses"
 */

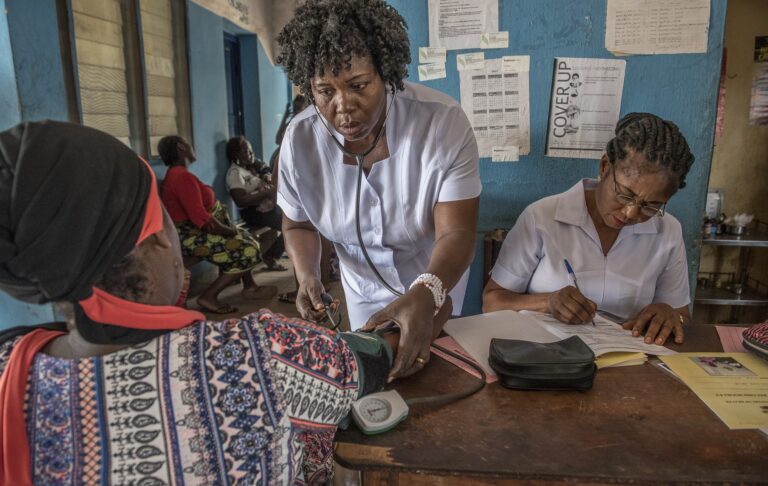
xmin=610 ymin=167 xmax=666 ymax=218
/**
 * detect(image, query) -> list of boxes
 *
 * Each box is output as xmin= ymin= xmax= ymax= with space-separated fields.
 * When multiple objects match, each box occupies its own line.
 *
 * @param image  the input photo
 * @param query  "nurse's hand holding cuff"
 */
xmin=622 ymin=303 xmax=688 ymax=345
xmin=547 ymin=286 xmax=597 ymax=324
xmin=362 ymin=288 xmax=453 ymax=381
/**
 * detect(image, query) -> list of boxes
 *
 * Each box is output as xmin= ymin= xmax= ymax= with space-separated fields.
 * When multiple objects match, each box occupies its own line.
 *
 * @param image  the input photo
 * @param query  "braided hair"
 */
xmin=606 ymin=113 xmax=695 ymax=189
xmin=276 ymin=0 xmax=411 ymax=98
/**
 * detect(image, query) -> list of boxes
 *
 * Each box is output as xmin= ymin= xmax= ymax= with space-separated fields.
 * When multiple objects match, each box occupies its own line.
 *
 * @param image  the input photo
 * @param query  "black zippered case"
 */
xmin=489 ymin=336 xmax=596 ymax=391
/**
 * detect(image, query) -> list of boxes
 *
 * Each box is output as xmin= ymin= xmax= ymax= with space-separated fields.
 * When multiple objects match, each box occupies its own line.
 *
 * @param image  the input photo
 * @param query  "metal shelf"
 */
xmin=694 ymin=286 xmax=768 ymax=306
xmin=700 ymin=233 xmax=768 ymax=247
xmin=700 ymin=220 xmax=768 ymax=247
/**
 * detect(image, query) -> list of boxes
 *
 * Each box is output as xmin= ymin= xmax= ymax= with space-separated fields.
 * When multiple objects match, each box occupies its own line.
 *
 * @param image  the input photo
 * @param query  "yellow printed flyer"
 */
xmin=660 ymin=353 xmax=768 ymax=429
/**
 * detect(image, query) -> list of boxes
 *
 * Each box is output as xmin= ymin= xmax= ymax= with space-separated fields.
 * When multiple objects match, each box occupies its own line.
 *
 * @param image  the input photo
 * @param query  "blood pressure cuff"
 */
xmin=489 ymin=336 xmax=596 ymax=391
xmin=339 ymin=331 xmax=393 ymax=399
xmin=743 ymin=322 xmax=768 ymax=361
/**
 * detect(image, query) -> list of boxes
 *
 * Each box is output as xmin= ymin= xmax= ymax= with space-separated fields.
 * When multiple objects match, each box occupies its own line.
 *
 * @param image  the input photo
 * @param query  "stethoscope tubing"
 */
xmin=312 ymin=85 xmax=403 ymax=298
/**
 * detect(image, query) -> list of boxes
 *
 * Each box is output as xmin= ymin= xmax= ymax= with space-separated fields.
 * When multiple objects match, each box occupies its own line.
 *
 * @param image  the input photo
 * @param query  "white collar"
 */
xmin=554 ymin=179 xmax=660 ymax=235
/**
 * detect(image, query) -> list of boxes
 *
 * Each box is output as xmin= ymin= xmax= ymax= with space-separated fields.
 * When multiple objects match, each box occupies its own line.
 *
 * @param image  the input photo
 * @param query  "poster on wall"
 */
xmin=459 ymin=57 xmax=531 ymax=159
xmin=605 ymin=0 xmax=710 ymax=55
xmin=545 ymin=58 xmax=626 ymax=159
xmin=428 ymin=0 xmax=498 ymax=50
xmin=749 ymin=65 xmax=768 ymax=126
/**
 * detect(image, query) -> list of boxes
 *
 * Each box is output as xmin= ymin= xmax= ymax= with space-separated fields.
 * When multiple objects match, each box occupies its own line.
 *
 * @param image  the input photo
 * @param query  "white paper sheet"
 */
xmin=523 ymin=311 xmax=676 ymax=357
xmin=418 ymin=63 xmax=447 ymax=81
xmin=502 ymin=55 xmax=529 ymax=73
xmin=545 ymin=57 xmax=625 ymax=159
xmin=428 ymin=0 xmax=499 ymax=50
xmin=418 ymin=46 xmax=447 ymax=64
xmin=491 ymin=146 xmax=519 ymax=162
xmin=605 ymin=0 xmax=710 ymax=55
xmin=456 ymin=52 xmax=485 ymax=71
xmin=480 ymin=31 xmax=508 ymax=49
xmin=459 ymin=57 xmax=531 ymax=158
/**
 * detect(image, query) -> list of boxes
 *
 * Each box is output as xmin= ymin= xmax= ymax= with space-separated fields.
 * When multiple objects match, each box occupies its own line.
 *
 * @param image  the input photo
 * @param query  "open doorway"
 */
xmin=224 ymin=33 xmax=244 ymax=137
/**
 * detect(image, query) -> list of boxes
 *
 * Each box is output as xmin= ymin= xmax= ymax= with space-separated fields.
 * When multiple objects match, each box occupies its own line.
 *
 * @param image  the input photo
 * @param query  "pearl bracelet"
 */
xmin=409 ymin=273 xmax=446 ymax=316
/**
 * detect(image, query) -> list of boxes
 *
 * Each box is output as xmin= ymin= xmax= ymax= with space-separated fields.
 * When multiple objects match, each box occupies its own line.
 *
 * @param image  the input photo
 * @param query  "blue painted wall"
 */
xmin=186 ymin=2 xmax=230 ymax=201
xmin=0 ymin=0 xmax=72 ymax=327
xmin=0 ymin=0 xmax=21 ymax=129
xmin=6 ymin=0 xmax=70 ymax=123
xmin=0 ymin=1 xmax=291 ymax=329
xmin=184 ymin=2 xmax=289 ymax=196
xmin=257 ymin=41 xmax=292 ymax=161
xmin=388 ymin=0 xmax=727 ymax=316
xmin=240 ymin=35 xmax=263 ymax=159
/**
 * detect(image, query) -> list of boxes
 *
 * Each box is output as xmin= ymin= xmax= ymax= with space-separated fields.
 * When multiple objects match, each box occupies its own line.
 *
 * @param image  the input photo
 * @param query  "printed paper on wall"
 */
xmin=459 ymin=57 xmax=530 ymax=158
xmin=428 ymin=0 xmax=498 ymax=50
xmin=545 ymin=58 xmax=626 ymax=159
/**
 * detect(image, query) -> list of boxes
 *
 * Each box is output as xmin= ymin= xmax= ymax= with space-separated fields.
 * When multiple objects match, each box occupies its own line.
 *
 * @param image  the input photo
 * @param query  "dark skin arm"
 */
xmin=282 ymin=215 xmax=330 ymax=322
xmin=229 ymin=185 xmax=275 ymax=208
xmin=484 ymin=278 xmax=687 ymax=344
xmin=202 ymin=215 xmax=237 ymax=237
xmin=483 ymin=279 xmax=597 ymax=324
xmin=362 ymin=197 xmax=479 ymax=381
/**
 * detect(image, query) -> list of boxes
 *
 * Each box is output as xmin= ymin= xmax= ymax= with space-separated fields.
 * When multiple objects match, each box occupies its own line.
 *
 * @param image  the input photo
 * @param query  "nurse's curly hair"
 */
xmin=606 ymin=113 xmax=695 ymax=189
xmin=277 ymin=0 xmax=411 ymax=97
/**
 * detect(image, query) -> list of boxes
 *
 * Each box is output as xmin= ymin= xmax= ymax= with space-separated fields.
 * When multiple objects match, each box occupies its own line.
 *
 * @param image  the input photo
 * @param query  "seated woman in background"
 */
xmin=225 ymin=135 xmax=286 ymax=271
xmin=158 ymin=135 xmax=276 ymax=314
xmin=483 ymin=113 xmax=695 ymax=345
xmin=0 ymin=121 xmax=446 ymax=484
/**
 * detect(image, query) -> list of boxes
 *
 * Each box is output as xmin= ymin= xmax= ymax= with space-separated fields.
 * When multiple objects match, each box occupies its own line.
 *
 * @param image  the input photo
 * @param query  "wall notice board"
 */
xmin=388 ymin=0 xmax=727 ymax=315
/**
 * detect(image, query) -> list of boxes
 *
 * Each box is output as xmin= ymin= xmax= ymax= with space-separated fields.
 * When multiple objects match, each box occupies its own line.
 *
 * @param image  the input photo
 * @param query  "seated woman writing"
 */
xmin=0 ymin=121 xmax=449 ymax=484
xmin=225 ymin=135 xmax=286 ymax=272
xmin=483 ymin=113 xmax=695 ymax=345
xmin=158 ymin=135 xmax=275 ymax=314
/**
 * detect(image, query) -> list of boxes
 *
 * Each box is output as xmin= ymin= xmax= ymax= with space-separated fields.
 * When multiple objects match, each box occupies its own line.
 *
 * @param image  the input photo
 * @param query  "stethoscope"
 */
xmin=311 ymin=83 xmax=403 ymax=299
xmin=311 ymin=85 xmax=487 ymax=406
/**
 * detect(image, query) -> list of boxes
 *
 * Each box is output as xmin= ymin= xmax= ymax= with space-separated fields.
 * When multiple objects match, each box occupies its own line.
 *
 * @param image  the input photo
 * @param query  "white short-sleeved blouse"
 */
xmin=277 ymin=82 xmax=481 ymax=328
xmin=491 ymin=179 xmax=690 ymax=320
xmin=225 ymin=164 xmax=274 ymax=212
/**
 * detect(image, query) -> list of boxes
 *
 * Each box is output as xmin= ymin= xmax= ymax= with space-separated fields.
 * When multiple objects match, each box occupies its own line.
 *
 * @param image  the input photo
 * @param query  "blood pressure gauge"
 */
xmin=351 ymin=389 xmax=409 ymax=435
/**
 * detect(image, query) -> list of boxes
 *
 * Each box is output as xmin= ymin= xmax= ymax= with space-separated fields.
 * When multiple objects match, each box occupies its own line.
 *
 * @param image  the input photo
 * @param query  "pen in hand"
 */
xmin=563 ymin=259 xmax=596 ymax=327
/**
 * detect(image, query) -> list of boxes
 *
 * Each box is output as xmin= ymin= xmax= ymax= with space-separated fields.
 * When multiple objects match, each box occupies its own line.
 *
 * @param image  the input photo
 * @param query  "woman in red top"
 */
xmin=159 ymin=136 xmax=275 ymax=314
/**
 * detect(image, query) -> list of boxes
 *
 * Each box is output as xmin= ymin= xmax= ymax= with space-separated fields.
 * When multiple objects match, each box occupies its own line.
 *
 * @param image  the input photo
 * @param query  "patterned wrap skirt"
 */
xmin=176 ymin=201 xmax=260 ymax=274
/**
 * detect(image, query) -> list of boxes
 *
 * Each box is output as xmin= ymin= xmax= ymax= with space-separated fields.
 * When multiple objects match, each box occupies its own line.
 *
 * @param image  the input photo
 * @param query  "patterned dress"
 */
xmin=176 ymin=201 xmax=261 ymax=274
xmin=2 ymin=310 xmax=380 ymax=485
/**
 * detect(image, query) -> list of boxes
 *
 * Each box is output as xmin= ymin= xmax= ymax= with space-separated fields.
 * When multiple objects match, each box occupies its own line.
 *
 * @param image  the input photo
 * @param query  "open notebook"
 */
xmin=438 ymin=310 xmax=675 ymax=379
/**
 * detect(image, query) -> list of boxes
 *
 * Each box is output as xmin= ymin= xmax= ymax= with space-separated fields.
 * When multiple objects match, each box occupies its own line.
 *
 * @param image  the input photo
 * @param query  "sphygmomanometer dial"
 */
xmin=351 ymin=389 xmax=409 ymax=435
xmin=358 ymin=397 xmax=391 ymax=423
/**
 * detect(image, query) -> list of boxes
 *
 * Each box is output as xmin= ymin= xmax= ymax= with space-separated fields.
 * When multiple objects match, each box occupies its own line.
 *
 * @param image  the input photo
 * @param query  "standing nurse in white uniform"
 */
xmin=484 ymin=113 xmax=695 ymax=345
xmin=276 ymin=0 xmax=481 ymax=379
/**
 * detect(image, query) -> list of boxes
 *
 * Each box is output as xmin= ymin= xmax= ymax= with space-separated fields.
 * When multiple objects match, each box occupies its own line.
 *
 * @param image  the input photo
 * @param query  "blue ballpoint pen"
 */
xmin=563 ymin=259 xmax=596 ymax=326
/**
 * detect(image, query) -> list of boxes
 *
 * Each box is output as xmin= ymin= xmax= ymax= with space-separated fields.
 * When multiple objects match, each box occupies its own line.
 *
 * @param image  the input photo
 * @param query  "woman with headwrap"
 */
xmin=0 ymin=121 xmax=439 ymax=484
xmin=158 ymin=135 xmax=275 ymax=314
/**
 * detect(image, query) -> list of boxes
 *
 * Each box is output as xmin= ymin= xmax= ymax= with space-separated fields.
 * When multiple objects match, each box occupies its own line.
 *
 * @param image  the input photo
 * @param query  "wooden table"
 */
xmin=335 ymin=326 xmax=768 ymax=485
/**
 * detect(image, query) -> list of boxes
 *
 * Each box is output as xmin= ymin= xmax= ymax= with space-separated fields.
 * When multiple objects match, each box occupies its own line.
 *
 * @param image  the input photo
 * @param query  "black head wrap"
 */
xmin=0 ymin=121 xmax=165 ymax=344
